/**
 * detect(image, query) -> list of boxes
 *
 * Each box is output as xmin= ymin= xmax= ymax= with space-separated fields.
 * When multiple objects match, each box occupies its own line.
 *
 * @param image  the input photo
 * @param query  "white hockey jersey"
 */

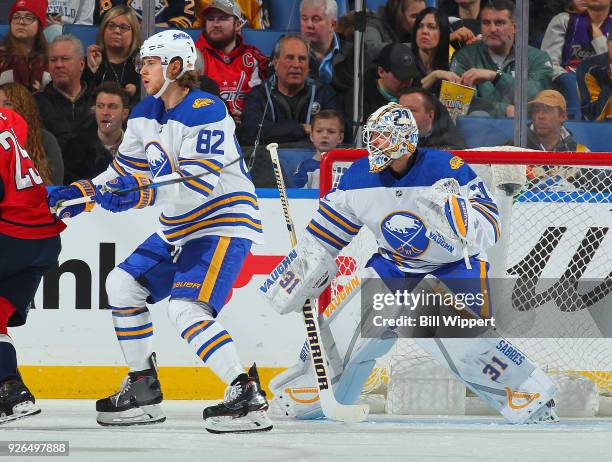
xmin=308 ymin=150 xmax=500 ymax=273
xmin=93 ymin=89 xmax=263 ymax=246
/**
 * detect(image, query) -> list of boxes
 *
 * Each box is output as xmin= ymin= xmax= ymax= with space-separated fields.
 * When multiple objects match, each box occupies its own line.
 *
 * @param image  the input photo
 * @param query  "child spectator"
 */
xmin=293 ymin=109 xmax=344 ymax=189
xmin=540 ymin=0 xmax=612 ymax=119
xmin=47 ymin=0 xmax=94 ymax=25
xmin=0 ymin=0 xmax=50 ymax=93
xmin=576 ymin=30 xmax=612 ymax=120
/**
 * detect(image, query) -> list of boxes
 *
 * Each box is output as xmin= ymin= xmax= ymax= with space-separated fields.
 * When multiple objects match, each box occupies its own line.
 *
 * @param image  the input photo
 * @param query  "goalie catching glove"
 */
xmin=416 ymin=178 xmax=477 ymax=248
xmin=260 ymin=233 xmax=338 ymax=315
xmin=95 ymin=174 xmax=156 ymax=213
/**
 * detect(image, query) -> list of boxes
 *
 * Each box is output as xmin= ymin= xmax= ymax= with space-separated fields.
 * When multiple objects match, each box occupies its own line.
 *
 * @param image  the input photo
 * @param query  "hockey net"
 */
xmin=319 ymin=148 xmax=612 ymax=400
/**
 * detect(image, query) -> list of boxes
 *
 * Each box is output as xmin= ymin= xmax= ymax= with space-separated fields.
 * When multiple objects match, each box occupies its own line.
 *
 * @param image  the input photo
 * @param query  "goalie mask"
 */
xmin=363 ymin=103 xmax=419 ymax=172
xmin=136 ymin=30 xmax=197 ymax=98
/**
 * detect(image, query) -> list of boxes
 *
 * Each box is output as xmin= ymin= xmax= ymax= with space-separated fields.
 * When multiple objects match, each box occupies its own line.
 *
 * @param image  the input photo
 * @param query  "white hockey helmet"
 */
xmin=363 ymin=102 xmax=419 ymax=172
xmin=137 ymin=29 xmax=197 ymax=98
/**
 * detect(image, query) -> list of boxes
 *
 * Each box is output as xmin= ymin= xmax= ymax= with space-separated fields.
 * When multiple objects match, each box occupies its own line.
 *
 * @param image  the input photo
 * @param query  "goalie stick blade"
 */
xmin=319 ymin=392 xmax=369 ymax=423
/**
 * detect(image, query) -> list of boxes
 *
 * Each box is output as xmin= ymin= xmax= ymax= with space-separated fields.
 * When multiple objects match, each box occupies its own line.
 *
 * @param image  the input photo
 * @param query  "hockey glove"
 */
xmin=95 ymin=174 xmax=156 ymax=213
xmin=48 ymin=180 xmax=96 ymax=218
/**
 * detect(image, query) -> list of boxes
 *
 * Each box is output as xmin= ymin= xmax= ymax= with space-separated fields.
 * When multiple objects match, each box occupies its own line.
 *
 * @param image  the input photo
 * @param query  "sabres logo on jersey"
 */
xmin=145 ymin=142 xmax=174 ymax=178
xmin=450 ymin=156 xmax=464 ymax=170
xmin=381 ymin=211 xmax=430 ymax=258
xmin=193 ymin=98 xmax=215 ymax=109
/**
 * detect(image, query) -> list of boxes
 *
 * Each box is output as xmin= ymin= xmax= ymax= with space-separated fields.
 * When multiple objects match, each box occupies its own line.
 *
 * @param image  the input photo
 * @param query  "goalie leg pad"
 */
xmin=259 ymin=232 xmax=338 ymax=315
xmin=270 ymin=270 xmax=397 ymax=419
xmin=415 ymin=337 xmax=558 ymax=424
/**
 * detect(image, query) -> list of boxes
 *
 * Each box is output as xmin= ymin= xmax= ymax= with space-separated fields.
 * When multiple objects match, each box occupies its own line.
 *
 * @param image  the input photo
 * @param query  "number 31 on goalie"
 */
xmin=483 ymin=356 xmax=508 ymax=381
xmin=279 ymin=271 xmax=300 ymax=295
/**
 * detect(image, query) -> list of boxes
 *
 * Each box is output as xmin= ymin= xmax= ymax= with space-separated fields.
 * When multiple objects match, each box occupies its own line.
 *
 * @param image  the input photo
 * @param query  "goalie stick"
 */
xmin=266 ymin=142 xmax=369 ymax=423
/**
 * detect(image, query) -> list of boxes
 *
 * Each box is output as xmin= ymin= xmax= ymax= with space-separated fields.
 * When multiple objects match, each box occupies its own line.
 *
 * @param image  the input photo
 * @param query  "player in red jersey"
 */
xmin=0 ymin=108 xmax=65 ymax=424
xmin=195 ymin=0 xmax=269 ymax=124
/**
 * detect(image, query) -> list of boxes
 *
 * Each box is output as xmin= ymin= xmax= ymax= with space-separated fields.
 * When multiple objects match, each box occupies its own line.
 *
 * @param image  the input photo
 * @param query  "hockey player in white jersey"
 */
xmin=47 ymin=30 xmax=271 ymax=433
xmin=262 ymin=102 xmax=559 ymax=424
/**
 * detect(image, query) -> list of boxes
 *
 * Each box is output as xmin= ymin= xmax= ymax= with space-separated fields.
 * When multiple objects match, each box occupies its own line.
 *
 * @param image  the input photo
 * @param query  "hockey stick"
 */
xmin=50 ymin=153 xmax=249 ymax=214
xmin=266 ymin=142 xmax=369 ymax=423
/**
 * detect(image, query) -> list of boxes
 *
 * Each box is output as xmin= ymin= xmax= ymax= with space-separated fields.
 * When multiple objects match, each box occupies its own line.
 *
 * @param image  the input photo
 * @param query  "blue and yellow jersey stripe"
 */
xmin=196 ymin=330 xmax=233 ymax=362
xmin=162 ymin=213 xmax=262 ymax=242
xmin=178 ymin=170 xmax=215 ymax=197
xmin=307 ymin=221 xmax=349 ymax=251
xmin=181 ymin=320 xmax=213 ymax=343
xmin=116 ymin=152 xmax=150 ymax=172
xmin=470 ymin=197 xmax=499 ymax=215
xmin=115 ymin=322 xmax=153 ymax=340
xmin=317 ymin=202 xmax=361 ymax=236
xmin=110 ymin=159 xmax=128 ymax=175
xmin=111 ymin=306 xmax=148 ymax=317
xmin=159 ymin=192 xmax=259 ymax=226
xmin=471 ymin=203 xmax=501 ymax=242
xmin=178 ymin=157 xmax=223 ymax=177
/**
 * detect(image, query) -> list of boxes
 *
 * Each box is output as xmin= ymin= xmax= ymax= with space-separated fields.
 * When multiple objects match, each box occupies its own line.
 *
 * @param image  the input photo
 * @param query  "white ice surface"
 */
xmin=1 ymin=400 xmax=611 ymax=462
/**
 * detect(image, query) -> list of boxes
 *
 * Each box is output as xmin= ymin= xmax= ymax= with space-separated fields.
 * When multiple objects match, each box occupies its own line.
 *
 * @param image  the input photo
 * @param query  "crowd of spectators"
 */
xmin=0 ymin=0 xmax=609 ymax=189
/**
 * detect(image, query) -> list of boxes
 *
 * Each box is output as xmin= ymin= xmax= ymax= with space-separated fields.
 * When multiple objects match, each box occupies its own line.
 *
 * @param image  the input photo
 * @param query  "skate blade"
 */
xmin=205 ymin=410 xmax=273 ymax=434
xmin=0 ymin=402 xmax=41 ymax=425
xmin=97 ymin=404 xmax=165 ymax=427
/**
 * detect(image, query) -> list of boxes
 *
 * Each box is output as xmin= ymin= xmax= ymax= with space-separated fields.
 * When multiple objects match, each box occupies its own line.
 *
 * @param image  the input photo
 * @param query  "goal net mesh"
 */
xmin=319 ymin=148 xmax=612 ymax=395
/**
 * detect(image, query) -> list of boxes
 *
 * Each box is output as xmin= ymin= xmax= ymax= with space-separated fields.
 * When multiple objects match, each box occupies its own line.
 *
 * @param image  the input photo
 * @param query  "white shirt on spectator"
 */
xmin=47 ymin=0 xmax=95 ymax=25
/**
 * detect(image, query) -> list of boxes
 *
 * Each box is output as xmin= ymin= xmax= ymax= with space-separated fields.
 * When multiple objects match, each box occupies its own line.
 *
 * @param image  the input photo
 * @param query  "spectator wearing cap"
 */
xmin=576 ymin=31 xmax=612 ymax=120
xmin=360 ymin=42 xmax=421 ymax=123
xmin=194 ymin=0 xmax=269 ymax=29
xmin=398 ymin=86 xmax=466 ymax=149
xmin=527 ymin=90 xmax=589 ymax=152
xmin=0 ymin=0 xmax=50 ymax=92
xmin=195 ymin=0 xmax=269 ymax=126
xmin=450 ymin=0 xmax=553 ymax=118
xmin=240 ymin=33 xmax=338 ymax=147
xmin=35 ymin=34 xmax=96 ymax=181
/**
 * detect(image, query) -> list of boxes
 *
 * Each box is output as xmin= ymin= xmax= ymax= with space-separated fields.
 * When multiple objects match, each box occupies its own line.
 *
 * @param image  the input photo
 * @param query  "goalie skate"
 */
xmin=96 ymin=354 xmax=165 ymax=426
xmin=203 ymin=364 xmax=273 ymax=434
xmin=0 ymin=379 xmax=41 ymax=425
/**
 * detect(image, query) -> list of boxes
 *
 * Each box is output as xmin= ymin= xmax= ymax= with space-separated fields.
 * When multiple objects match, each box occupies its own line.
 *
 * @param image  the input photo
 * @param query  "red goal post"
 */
xmin=317 ymin=147 xmax=612 ymax=393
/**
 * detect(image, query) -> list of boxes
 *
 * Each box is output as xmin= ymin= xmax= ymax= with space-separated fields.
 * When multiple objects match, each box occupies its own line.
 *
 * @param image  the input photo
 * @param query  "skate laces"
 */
xmin=224 ymin=382 xmax=244 ymax=404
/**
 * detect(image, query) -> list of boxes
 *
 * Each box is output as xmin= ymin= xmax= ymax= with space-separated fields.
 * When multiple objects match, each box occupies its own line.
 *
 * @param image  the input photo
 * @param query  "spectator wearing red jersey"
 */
xmin=0 ymin=108 xmax=65 ymax=424
xmin=195 ymin=0 xmax=269 ymax=126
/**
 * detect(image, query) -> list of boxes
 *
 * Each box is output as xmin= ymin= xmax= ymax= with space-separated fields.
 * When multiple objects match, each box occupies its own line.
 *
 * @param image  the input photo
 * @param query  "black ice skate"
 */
xmin=203 ymin=363 xmax=273 ymax=434
xmin=0 ymin=378 xmax=41 ymax=424
xmin=96 ymin=353 xmax=165 ymax=426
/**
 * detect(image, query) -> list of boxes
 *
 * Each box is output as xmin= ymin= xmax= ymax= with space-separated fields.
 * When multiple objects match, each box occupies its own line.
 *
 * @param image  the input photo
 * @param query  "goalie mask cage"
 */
xmin=318 ymin=148 xmax=612 ymax=397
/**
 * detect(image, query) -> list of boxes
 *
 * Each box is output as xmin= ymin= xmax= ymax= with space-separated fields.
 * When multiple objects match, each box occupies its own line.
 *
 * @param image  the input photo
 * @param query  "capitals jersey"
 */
xmin=195 ymin=34 xmax=268 ymax=116
xmin=93 ymin=89 xmax=262 ymax=246
xmin=0 ymin=109 xmax=65 ymax=239
xmin=308 ymin=150 xmax=500 ymax=273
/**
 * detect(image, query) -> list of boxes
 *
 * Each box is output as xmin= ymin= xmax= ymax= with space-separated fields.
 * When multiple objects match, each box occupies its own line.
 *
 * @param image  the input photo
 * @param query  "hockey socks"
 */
xmin=170 ymin=300 xmax=244 ymax=384
xmin=111 ymin=305 xmax=154 ymax=372
xmin=0 ymin=337 xmax=18 ymax=382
